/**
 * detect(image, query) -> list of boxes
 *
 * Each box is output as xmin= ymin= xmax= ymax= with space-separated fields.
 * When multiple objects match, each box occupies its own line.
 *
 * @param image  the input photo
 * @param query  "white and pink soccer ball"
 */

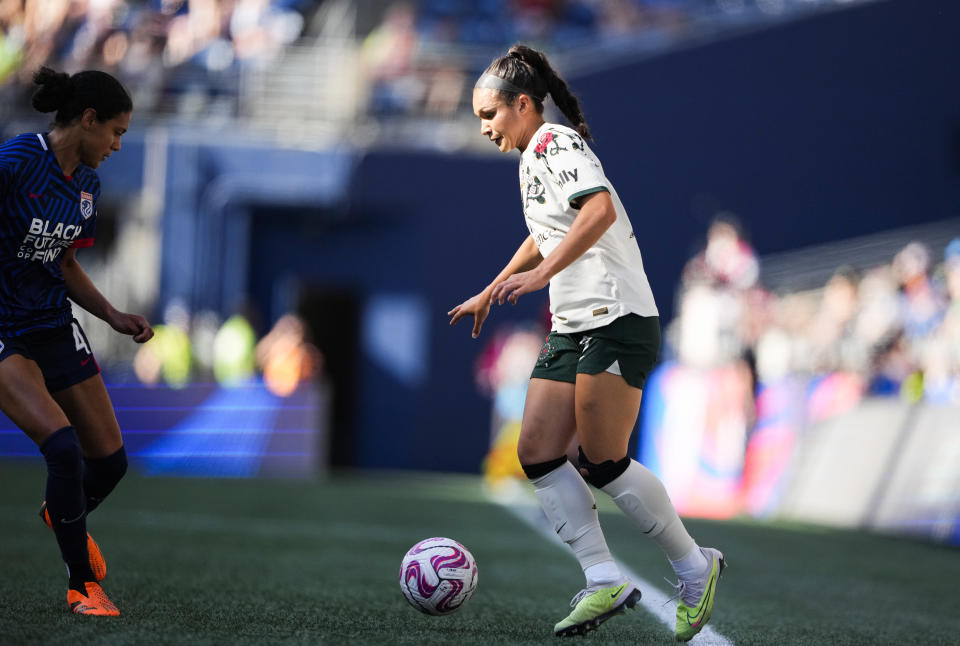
xmin=399 ymin=537 xmax=478 ymax=615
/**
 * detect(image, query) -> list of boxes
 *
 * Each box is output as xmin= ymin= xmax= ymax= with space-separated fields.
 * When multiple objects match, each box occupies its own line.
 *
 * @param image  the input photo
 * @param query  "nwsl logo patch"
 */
xmin=79 ymin=191 xmax=93 ymax=220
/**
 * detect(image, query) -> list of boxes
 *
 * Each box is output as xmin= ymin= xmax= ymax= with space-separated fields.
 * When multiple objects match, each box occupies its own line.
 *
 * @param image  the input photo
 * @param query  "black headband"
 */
xmin=474 ymin=73 xmax=545 ymax=101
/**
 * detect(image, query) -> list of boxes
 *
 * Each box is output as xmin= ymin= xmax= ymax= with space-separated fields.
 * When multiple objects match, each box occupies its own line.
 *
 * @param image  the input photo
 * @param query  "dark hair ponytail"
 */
xmin=483 ymin=45 xmax=592 ymax=141
xmin=31 ymin=66 xmax=132 ymax=126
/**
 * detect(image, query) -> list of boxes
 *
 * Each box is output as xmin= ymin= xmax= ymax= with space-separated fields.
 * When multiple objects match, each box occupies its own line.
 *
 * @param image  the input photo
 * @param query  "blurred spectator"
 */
xmin=229 ymin=0 xmax=304 ymax=66
xmin=422 ymin=61 xmax=466 ymax=116
xmin=682 ymin=213 xmax=759 ymax=290
xmin=805 ymin=266 xmax=860 ymax=374
xmin=0 ymin=0 xmax=25 ymax=85
xmin=672 ymin=225 xmax=960 ymax=406
xmin=213 ymin=311 xmax=258 ymax=385
xmin=510 ymin=0 xmax=560 ymax=43
xmin=920 ymin=238 xmax=960 ymax=402
xmin=893 ymin=241 xmax=945 ymax=341
xmin=255 ymin=313 xmax=323 ymax=397
xmin=672 ymin=213 xmax=760 ymax=369
xmin=133 ymin=298 xmax=193 ymax=387
xmin=163 ymin=0 xmax=227 ymax=69
xmin=360 ymin=2 xmax=422 ymax=115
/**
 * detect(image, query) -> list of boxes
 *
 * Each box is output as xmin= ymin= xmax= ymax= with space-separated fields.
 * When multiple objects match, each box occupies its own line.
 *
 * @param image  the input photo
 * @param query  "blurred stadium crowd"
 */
xmin=672 ymin=219 xmax=960 ymax=406
xmin=128 ymin=300 xmax=322 ymax=396
xmin=0 ymin=0 xmax=878 ymax=121
xmin=0 ymin=0 xmax=310 ymax=117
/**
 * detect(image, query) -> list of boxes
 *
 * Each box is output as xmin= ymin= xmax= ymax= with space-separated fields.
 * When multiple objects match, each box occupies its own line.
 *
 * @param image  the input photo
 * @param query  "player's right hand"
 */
xmin=447 ymin=292 xmax=491 ymax=339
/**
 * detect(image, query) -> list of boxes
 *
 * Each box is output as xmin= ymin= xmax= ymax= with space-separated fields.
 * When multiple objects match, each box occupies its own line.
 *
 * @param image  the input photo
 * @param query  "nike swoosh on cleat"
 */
xmin=610 ymin=584 xmax=626 ymax=599
xmin=684 ymin=571 xmax=716 ymax=625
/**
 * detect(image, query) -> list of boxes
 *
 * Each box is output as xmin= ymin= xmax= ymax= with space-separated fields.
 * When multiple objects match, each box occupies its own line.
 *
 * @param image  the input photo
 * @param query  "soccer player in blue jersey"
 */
xmin=0 ymin=67 xmax=153 ymax=616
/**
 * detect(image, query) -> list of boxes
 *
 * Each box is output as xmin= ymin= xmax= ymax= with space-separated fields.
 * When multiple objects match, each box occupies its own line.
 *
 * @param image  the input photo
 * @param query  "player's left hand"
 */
xmin=110 ymin=312 xmax=154 ymax=343
xmin=490 ymin=268 xmax=549 ymax=306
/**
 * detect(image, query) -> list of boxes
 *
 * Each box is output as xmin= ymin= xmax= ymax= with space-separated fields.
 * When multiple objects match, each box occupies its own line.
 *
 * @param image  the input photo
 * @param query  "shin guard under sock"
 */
xmin=83 ymin=445 xmax=128 ymax=515
xmin=40 ymin=427 xmax=94 ymax=586
xmin=528 ymin=458 xmax=620 ymax=578
xmin=601 ymin=459 xmax=696 ymax=561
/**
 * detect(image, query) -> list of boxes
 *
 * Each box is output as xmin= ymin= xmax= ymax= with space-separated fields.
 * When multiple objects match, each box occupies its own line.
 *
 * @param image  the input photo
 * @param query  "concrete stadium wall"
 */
xmin=777 ymin=400 xmax=960 ymax=544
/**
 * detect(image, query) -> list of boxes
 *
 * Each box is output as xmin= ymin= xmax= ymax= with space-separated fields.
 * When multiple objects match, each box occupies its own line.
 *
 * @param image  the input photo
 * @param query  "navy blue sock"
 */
xmin=83 ymin=445 xmax=127 ymax=514
xmin=40 ymin=427 xmax=94 ymax=588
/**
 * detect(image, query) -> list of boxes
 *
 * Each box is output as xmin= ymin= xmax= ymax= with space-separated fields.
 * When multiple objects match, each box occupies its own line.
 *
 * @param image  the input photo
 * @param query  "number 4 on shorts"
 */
xmin=71 ymin=321 xmax=91 ymax=354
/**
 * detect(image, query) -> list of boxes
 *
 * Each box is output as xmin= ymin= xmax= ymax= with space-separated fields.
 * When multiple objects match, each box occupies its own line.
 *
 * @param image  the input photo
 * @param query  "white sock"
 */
xmin=600 ymin=460 xmax=696 ymax=561
xmin=670 ymin=545 xmax=709 ymax=581
xmin=531 ymin=460 xmax=617 ymax=575
xmin=583 ymin=559 xmax=623 ymax=588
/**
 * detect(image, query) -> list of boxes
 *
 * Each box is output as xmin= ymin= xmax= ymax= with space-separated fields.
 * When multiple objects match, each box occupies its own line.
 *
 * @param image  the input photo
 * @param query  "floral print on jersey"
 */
xmin=521 ymin=124 xmax=603 ymax=220
xmin=533 ymin=130 xmax=568 ymax=160
xmin=534 ymin=129 xmax=585 ymax=159
xmin=524 ymin=174 xmax=546 ymax=208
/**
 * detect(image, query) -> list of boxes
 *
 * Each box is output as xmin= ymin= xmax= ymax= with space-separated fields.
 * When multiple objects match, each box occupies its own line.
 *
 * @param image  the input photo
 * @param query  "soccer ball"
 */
xmin=399 ymin=537 xmax=478 ymax=615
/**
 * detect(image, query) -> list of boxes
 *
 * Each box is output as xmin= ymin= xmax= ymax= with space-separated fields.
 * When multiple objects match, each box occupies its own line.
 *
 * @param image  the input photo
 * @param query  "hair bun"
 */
xmin=31 ymin=66 xmax=73 ymax=114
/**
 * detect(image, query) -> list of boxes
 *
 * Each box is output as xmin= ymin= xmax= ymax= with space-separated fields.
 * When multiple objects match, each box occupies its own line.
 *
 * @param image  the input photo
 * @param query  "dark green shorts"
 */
xmin=531 ymin=314 xmax=660 ymax=389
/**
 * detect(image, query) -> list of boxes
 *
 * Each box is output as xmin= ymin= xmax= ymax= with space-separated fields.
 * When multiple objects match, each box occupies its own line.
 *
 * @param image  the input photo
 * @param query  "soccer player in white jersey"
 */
xmin=448 ymin=45 xmax=726 ymax=640
xmin=0 ymin=67 xmax=153 ymax=616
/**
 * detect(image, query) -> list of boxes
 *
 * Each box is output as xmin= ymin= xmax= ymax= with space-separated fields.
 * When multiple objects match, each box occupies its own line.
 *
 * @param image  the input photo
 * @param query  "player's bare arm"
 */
xmin=490 ymin=191 xmax=616 ymax=305
xmin=60 ymin=248 xmax=154 ymax=343
xmin=448 ymin=234 xmax=542 ymax=338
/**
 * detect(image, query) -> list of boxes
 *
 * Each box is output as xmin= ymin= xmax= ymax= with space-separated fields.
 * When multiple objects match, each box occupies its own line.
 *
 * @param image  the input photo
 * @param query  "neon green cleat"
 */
xmin=674 ymin=547 xmax=726 ymax=642
xmin=554 ymin=580 xmax=642 ymax=637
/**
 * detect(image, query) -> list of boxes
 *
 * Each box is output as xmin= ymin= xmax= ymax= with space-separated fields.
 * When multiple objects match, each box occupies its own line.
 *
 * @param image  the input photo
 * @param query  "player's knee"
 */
xmin=578 ymin=447 xmax=630 ymax=489
xmin=104 ymin=445 xmax=128 ymax=485
xmin=88 ymin=444 xmax=128 ymax=487
xmin=39 ymin=426 xmax=84 ymax=479
xmin=520 ymin=455 xmax=568 ymax=480
xmin=516 ymin=433 xmax=557 ymax=469
xmin=576 ymin=396 xmax=603 ymax=418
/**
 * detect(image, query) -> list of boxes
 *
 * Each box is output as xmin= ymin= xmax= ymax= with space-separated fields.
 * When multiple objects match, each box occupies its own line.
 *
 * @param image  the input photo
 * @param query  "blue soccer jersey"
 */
xmin=0 ymin=133 xmax=98 ymax=337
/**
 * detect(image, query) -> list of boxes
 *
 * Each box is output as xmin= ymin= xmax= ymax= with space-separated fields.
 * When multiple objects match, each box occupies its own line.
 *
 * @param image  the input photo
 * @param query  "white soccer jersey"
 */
xmin=519 ymin=122 xmax=658 ymax=333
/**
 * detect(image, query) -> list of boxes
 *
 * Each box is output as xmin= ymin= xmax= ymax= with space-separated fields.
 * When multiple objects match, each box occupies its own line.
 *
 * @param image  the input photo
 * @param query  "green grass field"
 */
xmin=1 ymin=463 xmax=957 ymax=645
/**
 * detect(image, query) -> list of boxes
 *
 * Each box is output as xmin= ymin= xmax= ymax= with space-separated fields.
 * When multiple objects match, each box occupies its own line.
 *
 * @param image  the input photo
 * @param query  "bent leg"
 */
xmin=52 ymin=373 xmax=123 ymax=458
xmin=53 ymin=374 xmax=126 ymax=513
xmin=0 ymin=356 xmax=93 ymax=584
xmin=575 ymin=372 xmax=699 ymax=563
xmin=517 ymin=377 xmax=577 ymax=464
xmin=520 ymin=378 xmax=621 ymax=587
xmin=0 ymin=354 xmax=70 ymax=443
xmin=574 ymin=371 xmax=643 ymax=463
xmin=40 ymin=427 xmax=96 ymax=584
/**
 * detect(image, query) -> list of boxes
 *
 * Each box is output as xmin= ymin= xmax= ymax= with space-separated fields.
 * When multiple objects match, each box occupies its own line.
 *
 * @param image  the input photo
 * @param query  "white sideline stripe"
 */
xmin=496 ymin=495 xmax=734 ymax=646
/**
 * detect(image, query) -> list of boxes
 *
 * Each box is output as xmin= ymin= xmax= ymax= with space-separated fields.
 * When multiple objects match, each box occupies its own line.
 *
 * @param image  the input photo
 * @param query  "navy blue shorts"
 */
xmin=0 ymin=318 xmax=101 ymax=392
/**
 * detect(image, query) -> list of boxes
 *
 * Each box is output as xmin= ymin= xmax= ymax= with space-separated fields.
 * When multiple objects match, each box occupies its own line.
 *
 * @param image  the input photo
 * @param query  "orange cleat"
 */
xmin=67 ymin=582 xmax=120 ymax=616
xmin=39 ymin=502 xmax=107 ymax=581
